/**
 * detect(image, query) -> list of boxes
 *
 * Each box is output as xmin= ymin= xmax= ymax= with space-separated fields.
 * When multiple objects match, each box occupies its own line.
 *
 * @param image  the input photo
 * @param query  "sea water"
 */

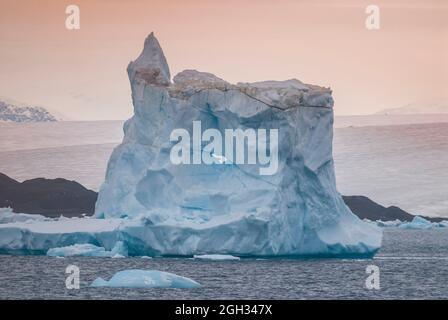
xmin=0 ymin=229 xmax=447 ymax=299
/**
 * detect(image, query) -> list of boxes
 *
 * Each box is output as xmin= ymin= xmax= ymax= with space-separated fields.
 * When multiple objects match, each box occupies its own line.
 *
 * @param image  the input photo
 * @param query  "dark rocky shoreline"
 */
xmin=0 ymin=173 xmax=96 ymax=218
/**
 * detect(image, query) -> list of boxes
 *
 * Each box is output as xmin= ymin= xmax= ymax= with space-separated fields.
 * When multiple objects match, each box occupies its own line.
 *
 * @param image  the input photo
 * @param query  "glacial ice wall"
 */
xmin=92 ymin=33 xmax=381 ymax=257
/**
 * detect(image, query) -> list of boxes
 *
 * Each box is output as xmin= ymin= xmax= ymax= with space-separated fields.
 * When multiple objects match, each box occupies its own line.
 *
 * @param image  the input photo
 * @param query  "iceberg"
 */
xmin=90 ymin=269 xmax=201 ymax=288
xmin=93 ymin=32 xmax=381 ymax=257
xmin=0 ymin=207 xmax=49 ymax=224
xmin=0 ymin=33 xmax=381 ymax=258
xmin=369 ymin=216 xmax=448 ymax=229
xmin=398 ymin=216 xmax=445 ymax=230
xmin=194 ymin=254 xmax=240 ymax=261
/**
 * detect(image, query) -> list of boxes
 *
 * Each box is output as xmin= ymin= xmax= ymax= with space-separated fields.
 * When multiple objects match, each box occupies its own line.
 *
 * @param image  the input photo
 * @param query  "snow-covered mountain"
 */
xmin=0 ymin=98 xmax=61 ymax=122
xmin=376 ymin=101 xmax=448 ymax=115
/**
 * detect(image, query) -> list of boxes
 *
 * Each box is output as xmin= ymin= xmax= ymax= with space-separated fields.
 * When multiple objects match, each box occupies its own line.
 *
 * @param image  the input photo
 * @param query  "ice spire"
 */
xmin=127 ymin=32 xmax=171 ymax=86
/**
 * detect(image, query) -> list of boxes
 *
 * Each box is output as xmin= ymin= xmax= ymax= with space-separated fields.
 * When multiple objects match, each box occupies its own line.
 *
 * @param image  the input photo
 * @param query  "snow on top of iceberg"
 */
xmin=127 ymin=32 xmax=171 ymax=86
xmin=238 ymin=79 xmax=310 ymax=90
xmin=90 ymin=269 xmax=201 ymax=288
xmin=173 ymin=69 xmax=229 ymax=88
xmin=193 ymin=254 xmax=240 ymax=261
xmin=127 ymin=32 xmax=332 ymax=111
xmin=168 ymin=71 xmax=333 ymax=110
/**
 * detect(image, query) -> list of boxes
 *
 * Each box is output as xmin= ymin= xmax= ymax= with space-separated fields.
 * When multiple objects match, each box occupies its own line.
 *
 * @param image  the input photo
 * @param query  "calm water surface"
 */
xmin=0 ymin=229 xmax=447 ymax=299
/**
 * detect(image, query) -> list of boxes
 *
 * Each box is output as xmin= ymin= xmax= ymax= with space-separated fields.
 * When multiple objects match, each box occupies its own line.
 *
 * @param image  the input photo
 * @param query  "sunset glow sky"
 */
xmin=0 ymin=0 xmax=447 ymax=120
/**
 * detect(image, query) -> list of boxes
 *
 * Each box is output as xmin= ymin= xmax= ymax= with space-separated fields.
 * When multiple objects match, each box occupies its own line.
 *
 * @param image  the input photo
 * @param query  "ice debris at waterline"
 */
xmin=398 ymin=216 xmax=448 ymax=229
xmin=194 ymin=254 xmax=241 ymax=261
xmin=93 ymin=32 xmax=381 ymax=257
xmin=90 ymin=270 xmax=201 ymax=289
xmin=0 ymin=207 xmax=49 ymax=224
xmin=365 ymin=216 xmax=448 ymax=229
xmin=0 ymin=33 xmax=381 ymax=258
xmin=47 ymin=241 xmax=127 ymax=257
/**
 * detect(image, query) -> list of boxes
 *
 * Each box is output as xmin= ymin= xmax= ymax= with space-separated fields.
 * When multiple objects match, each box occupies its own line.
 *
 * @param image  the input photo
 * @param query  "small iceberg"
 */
xmin=47 ymin=241 xmax=127 ymax=257
xmin=90 ymin=269 xmax=201 ymax=289
xmin=0 ymin=207 xmax=49 ymax=224
xmin=193 ymin=254 xmax=240 ymax=261
xmin=399 ymin=216 xmax=439 ymax=230
xmin=373 ymin=216 xmax=448 ymax=229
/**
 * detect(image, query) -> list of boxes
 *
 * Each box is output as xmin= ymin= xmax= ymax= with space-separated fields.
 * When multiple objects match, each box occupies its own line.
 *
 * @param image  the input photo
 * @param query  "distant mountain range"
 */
xmin=376 ymin=101 xmax=448 ymax=115
xmin=0 ymin=98 xmax=64 ymax=122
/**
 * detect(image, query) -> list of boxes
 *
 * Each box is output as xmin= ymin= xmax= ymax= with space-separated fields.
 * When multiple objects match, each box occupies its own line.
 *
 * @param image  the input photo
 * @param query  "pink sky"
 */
xmin=0 ymin=0 xmax=446 ymax=120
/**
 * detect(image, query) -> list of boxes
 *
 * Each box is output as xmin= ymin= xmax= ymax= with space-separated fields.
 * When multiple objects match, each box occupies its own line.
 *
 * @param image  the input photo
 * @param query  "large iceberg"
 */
xmin=0 ymin=33 xmax=381 ymax=257
xmin=92 ymin=32 xmax=381 ymax=257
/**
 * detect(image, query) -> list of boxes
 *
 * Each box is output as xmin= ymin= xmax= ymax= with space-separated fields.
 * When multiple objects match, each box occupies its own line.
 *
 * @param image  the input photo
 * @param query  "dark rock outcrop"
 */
xmin=342 ymin=195 xmax=443 ymax=223
xmin=0 ymin=173 xmax=96 ymax=217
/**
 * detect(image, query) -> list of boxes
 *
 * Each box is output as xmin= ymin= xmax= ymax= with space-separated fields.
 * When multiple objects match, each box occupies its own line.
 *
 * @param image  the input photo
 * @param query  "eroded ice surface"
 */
xmin=90 ymin=269 xmax=201 ymax=288
xmin=47 ymin=241 xmax=127 ymax=257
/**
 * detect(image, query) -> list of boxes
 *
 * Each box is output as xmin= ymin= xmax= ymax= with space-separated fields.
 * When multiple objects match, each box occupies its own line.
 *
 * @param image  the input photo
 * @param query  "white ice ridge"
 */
xmin=0 ymin=33 xmax=382 ymax=258
xmin=47 ymin=242 xmax=127 ymax=258
xmin=194 ymin=254 xmax=241 ymax=261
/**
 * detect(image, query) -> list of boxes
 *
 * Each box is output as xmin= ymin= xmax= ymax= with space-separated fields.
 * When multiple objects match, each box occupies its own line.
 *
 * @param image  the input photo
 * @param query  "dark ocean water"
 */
xmin=1 ymin=229 xmax=447 ymax=300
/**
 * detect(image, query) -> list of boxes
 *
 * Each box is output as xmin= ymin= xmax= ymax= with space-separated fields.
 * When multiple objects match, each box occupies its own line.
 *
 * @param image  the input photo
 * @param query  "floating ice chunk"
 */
xmin=193 ymin=254 xmax=240 ymax=261
xmin=140 ymin=256 xmax=153 ymax=259
xmin=90 ymin=269 xmax=201 ymax=288
xmin=376 ymin=219 xmax=403 ymax=228
xmin=437 ymin=220 xmax=448 ymax=228
xmin=0 ymin=208 xmax=48 ymax=224
xmin=399 ymin=216 xmax=435 ymax=229
xmin=371 ymin=217 xmax=448 ymax=229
